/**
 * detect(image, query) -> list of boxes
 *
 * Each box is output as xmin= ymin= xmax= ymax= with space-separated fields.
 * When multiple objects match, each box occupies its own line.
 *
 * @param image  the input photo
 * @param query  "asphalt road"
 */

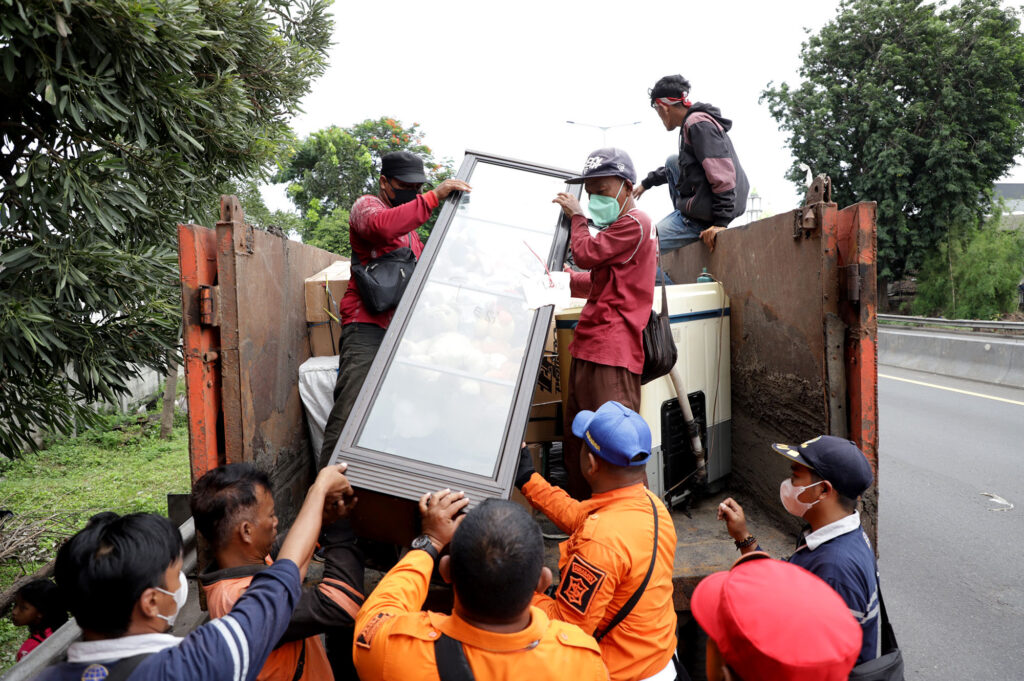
xmin=877 ymin=365 xmax=1024 ymax=679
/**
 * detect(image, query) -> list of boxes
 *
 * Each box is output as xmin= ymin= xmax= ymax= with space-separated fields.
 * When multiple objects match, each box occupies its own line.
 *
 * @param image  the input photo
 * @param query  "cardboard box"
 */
xmin=307 ymin=320 xmax=342 ymax=357
xmin=525 ymin=317 xmax=562 ymax=443
xmin=304 ymin=260 xmax=351 ymax=323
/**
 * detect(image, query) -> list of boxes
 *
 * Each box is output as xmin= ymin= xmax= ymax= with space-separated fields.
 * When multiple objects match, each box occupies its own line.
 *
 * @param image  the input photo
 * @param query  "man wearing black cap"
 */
xmin=634 ymin=75 xmax=749 ymax=256
xmin=553 ymin=147 xmax=657 ymax=500
xmin=319 ymin=152 xmax=471 ymax=465
xmin=715 ymin=435 xmax=879 ymax=664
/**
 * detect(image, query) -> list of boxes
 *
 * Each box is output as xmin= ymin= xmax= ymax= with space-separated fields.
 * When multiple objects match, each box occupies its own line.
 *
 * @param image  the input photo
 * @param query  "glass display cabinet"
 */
xmin=328 ymin=152 xmax=579 ymax=503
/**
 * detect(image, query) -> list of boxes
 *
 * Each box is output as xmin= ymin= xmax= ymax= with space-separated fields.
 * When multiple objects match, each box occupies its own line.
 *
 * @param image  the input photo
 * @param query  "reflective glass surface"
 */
xmin=357 ymin=162 xmax=565 ymax=476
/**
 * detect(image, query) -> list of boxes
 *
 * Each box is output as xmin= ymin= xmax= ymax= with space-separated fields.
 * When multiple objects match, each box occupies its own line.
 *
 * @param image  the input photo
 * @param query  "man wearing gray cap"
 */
xmin=716 ymin=435 xmax=880 ymax=664
xmin=553 ymin=148 xmax=657 ymax=500
xmin=319 ymin=151 xmax=471 ymax=465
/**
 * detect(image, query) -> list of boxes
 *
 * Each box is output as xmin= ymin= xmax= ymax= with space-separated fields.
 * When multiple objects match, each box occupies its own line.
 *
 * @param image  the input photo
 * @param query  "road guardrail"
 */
xmin=878 ymin=314 xmax=1024 ymax=335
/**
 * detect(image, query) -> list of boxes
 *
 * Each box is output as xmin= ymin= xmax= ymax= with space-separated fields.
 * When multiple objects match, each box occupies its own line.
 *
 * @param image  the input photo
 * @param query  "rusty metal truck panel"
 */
xmin=179 ymin=196 xmax=340 ymax=521
xmin=663 ymin=198 xmax=878 ymax=543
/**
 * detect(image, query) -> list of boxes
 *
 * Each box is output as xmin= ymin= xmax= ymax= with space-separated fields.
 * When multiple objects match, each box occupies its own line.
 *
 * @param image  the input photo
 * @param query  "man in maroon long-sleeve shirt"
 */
xmin=319 ymin=151 xmax=471 ymax=466
xmin=553 ymin=148 xmax=657 ymax=499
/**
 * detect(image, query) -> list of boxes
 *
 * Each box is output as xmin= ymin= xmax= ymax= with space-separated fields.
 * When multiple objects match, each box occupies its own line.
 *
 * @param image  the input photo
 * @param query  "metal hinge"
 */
xmin=199 ymin=284 xmax=220 ymax=326
xmin=840 ymin=264 xmax=869 ymax=303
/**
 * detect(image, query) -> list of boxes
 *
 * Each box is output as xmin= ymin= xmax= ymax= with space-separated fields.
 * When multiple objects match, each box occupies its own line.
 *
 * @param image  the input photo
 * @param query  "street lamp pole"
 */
xmin=565 ymin=120 xmax=642 ymax=146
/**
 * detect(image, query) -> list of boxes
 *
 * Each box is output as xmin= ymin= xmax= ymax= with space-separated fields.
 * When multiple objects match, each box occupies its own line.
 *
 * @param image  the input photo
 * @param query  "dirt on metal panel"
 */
xmin=228 ymin=225 xmax=340 ymax=521
xmin=662 ymin=210 xmax=837 ymax=512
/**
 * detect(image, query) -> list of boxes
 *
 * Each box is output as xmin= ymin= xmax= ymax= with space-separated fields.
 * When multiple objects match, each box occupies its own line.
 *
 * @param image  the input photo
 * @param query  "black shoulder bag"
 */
xmin=848 ymin=576 xmax=904 ymax=681
xmin=593 ymin=493 xmax=659 ymax=642
xmin=350 ymin=233 xmax=417 ymax=314
xmin=641 ymin=254 xmax=677 ymax=385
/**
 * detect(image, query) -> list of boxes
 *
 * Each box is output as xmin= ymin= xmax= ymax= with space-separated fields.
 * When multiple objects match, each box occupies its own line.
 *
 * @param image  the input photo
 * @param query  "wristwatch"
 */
xmin=410 ymin=534 xmax=440 ymax=562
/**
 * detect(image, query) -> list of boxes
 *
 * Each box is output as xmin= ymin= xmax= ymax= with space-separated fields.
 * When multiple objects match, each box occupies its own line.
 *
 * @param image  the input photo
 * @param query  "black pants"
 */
xmin=318 ymin=323 xmax=387 ymax=468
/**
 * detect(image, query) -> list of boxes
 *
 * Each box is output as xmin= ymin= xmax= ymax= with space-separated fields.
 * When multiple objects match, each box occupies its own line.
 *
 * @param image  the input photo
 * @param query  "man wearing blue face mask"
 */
xmin=715 ymin=436 xmax=880 ymax=665
xmin=553 ymin=148 xmax=657 ymax=500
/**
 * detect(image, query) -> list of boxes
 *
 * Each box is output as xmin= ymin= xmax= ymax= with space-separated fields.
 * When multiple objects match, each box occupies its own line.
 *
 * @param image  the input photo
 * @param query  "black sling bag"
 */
xmin=593 ymin=493 xmax=659 ymax=642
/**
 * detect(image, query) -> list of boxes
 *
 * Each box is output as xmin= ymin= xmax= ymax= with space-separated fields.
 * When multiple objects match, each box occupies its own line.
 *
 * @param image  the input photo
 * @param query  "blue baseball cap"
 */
xmin=771 ymin=435 xmax=874 ymax=499
xmin=565 ymin=147 xmax=637 ymax=185
xmin=571 ymin=401 xmax=651 ymax=467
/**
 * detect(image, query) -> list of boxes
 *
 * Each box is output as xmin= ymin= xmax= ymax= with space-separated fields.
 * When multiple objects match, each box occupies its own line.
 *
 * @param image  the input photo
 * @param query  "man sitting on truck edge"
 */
xmin=553 ymin=147 xmax=656 ymax=501
xmin=716 ymin=435 xmax=879 ymax=664
xmin=37 ymin=465 xmax=352 ymax=681
xmin=634 ymin=75 xmax=749 ymax=259
xmin=190 ymin=462 xmax=365 ymax=681
xmin=352 ymin=493 xmax=608 ymax=681
xmin=515 ymin=401 xmax=682 ymax=681
xmin=319 ymin=151 xmax=472 ymax=466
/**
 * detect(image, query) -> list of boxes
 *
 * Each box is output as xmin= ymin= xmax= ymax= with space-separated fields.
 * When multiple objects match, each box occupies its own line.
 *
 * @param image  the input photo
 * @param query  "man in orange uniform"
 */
xmin=516 ymin=401 xmax=681 ymax=681
xmin=191 ymin=462 xmax=363 ymax=681
xmin=352 ymin=490 xmax=608 ymax=681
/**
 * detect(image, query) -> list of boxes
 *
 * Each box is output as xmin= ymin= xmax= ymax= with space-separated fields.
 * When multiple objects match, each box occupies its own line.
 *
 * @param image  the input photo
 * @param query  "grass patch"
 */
xmin=0 ymin=406 xmax=190 ymax=672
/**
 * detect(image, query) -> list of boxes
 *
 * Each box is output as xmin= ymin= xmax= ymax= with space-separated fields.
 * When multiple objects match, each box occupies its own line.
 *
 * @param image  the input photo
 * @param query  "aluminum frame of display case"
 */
xmin=328 ymin=151 xmax=580 ymax=504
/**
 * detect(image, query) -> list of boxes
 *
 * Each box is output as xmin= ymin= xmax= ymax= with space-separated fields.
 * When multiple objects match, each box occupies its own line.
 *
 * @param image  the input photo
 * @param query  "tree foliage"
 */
xmin=913 ymin=213 xmax=1024 ymax=319
xmin=275 ymin=118 xmax=453 ymax=254
xmin=0 ymin=0 xmax=333 ymax=454
xmin=762 ymin=0 xmax=1024 ymax=280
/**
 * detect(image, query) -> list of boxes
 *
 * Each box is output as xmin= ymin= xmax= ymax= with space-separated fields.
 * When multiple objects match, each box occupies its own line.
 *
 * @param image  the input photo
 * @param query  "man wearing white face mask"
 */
xmin=37 ymin=465 xmax=352 ymax=681
xmin=715 ymin=435 xmax=879 ymax=665
xmin=553 ymin=148 xmax=657 ymax=500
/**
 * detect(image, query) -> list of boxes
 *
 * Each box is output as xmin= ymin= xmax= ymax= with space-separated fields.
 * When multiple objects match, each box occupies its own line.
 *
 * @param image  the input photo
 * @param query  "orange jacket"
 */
xmin=204 ymin=568 xmax=333 ymax=681
xmin=522 ymin=475 xmax=677 ymax=681
xmin=352 ymin=549 xmax=608 ymax=681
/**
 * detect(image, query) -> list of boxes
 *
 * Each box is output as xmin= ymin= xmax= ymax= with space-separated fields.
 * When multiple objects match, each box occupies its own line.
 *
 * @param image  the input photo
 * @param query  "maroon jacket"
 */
xmin=339 ymin=192 xmax=437 ymax=328
xmin=568 ymin=209 xmax=657 ymax=374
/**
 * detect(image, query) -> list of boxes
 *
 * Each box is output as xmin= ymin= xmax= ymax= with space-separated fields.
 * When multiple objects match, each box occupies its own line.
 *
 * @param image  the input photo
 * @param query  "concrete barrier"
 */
xmin=879 ymin=328 xmax=1024 ymax=388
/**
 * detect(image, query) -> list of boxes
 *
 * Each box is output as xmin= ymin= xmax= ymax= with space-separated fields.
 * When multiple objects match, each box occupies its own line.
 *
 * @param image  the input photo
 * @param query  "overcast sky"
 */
xmin=262 ymin=0 xmax=1024 ymax=219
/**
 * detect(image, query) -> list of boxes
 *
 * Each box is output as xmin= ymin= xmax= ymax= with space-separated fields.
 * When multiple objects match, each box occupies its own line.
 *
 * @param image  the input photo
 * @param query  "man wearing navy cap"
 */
xmin=716 ymin=436 xmax=879 ymax=664
xmin=319 ymin=152 xmax=471 ymax=466
xmin=515 ymin=401 xmax=680 ymax=681
xmin=553 ymin=148 xmax=657 ymax=501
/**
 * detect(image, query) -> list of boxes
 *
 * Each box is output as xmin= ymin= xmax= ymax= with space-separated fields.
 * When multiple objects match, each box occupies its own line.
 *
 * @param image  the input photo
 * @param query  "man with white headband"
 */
xmin=635 ymin=74 xmax=749 ymax=260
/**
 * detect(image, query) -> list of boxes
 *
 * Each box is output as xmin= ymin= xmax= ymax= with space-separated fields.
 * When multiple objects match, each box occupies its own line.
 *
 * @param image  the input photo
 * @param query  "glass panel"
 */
xmin=357 ymin=162 xmax=565 ymax=476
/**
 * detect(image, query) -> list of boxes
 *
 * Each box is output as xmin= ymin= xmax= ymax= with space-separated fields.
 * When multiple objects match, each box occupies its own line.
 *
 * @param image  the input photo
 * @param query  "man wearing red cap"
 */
xmin=319 ymin=152 xmax=471 ymax=466
xmin=691 ymin=553 xmax=862 ymax=681
xmin=716 ymin=436 xmax=879 ymax=664
xmin=515 ymin=401 xmax=679 ymax=681
xmin=553 ymin=148 xmax=657 ymax=501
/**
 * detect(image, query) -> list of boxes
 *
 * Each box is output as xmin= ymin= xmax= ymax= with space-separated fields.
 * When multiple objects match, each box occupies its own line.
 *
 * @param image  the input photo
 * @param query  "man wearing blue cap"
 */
xmin=715 ymin=435 xmax=879 ymax=664
xmin=515 ymin=401 xmax=680 ymax=681
xmin=553 ymin=148 xmax=657 ymax=501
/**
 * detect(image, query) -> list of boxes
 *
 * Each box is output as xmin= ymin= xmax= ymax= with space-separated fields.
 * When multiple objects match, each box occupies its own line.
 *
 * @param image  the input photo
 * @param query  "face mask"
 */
xmin=588 ymin=180 xmax=626 ymax=226
xmin=154 ymin=571 xmax=188 ymax=627
xmin=387 ymin=181 xmax=419 ymax=207
xmin=779 ymin=479 xmax=825 ymax=517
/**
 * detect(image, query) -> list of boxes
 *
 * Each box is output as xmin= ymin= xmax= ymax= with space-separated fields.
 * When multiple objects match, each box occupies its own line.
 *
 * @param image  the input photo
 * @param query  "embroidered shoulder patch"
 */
xmin=355 ymin=612 xmax=393 ymax=649
xmin=557 ymin=554 xmax=607 ymax=616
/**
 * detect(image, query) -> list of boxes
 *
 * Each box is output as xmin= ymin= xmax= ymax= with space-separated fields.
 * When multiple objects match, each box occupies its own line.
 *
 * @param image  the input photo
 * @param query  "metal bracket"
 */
xmin=794 ymin=202 xmax=823 ymax=239
xmin=199 ymin=284 xmax=220 ymax=327
xmin=794 ymin=174 xmax=833 ymax=239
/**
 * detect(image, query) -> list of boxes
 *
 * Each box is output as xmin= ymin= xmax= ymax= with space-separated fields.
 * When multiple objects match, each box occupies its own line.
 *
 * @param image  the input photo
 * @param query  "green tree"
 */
xmin=762 ymin=0 xmax=1024 ymax=288
xmin=0 ymin=0 xmax=332 ymax=454
xmin=913 ymin=213 xmax=1024 ymax=319
xmin=276 ymin=118 xmax=453 ymax=253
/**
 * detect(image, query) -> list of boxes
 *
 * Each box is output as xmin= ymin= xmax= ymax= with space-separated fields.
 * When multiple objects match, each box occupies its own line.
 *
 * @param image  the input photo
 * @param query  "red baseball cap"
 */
xmin=691 ymin=555 xmax=861 ymax=681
